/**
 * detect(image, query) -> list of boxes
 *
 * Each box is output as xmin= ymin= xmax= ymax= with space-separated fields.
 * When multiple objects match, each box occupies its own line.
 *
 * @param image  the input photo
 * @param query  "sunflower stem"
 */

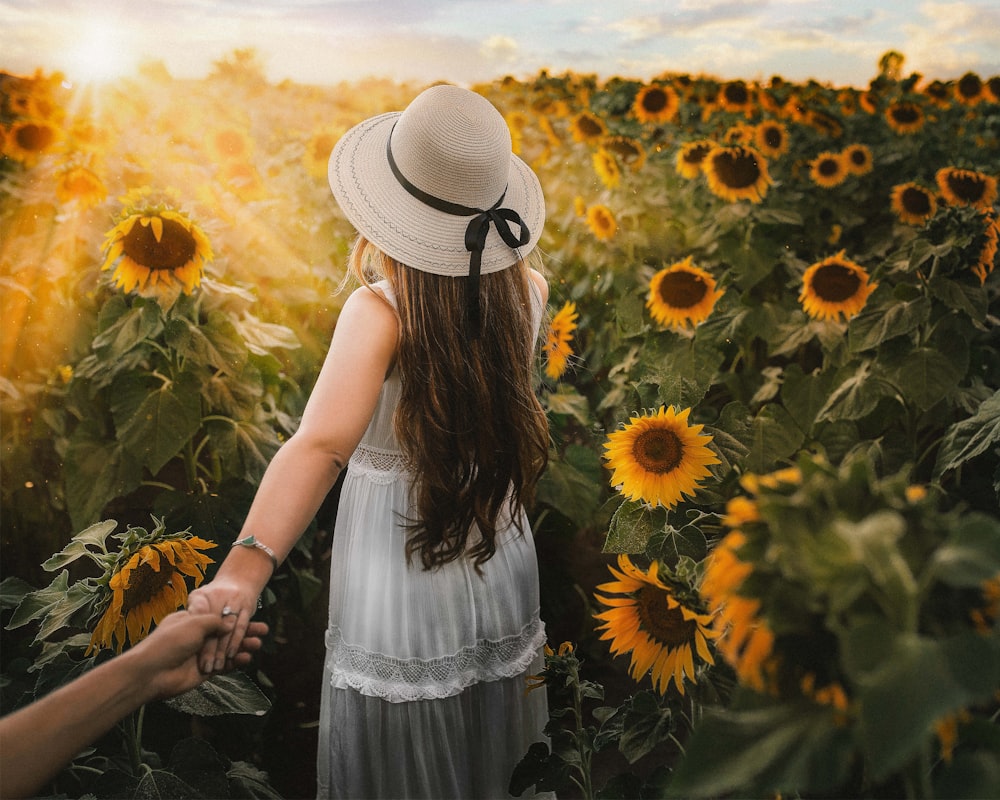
xmin=183 ymin=439 xmax=198 ymax=492
xmin=122 ymin=711 xmax=143 ymax=775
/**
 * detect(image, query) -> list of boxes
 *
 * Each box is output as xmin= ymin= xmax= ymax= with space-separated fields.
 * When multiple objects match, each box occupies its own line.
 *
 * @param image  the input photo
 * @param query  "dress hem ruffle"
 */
xmin=324 ymin=615 xmax=546 ymax=703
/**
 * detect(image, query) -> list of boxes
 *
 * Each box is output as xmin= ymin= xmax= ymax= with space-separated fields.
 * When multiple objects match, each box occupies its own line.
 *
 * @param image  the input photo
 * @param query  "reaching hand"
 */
xmin=126 ymin=608 xmax=268 ymax=700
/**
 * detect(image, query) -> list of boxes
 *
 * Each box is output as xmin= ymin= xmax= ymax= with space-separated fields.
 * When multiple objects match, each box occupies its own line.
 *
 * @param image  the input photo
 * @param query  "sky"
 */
xmin=2 ymin=0 xmax=1000 ymax=89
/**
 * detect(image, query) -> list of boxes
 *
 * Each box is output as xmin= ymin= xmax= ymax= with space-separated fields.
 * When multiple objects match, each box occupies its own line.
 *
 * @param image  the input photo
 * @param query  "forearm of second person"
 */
xmin=213 ymin=431 xmax=346 ymax=589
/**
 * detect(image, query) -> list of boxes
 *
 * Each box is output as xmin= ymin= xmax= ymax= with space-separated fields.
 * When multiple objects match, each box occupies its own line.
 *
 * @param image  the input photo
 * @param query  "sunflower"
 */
xmin=674 ymin=140 xmax=713 ymax=179
xmin=754 ymin=121 xmax=789 ymax=159
xmin=718 ymin=80 xmax=754 ymax=115
xmin=935 ymin=167 xmax=998 ymax=209
xmin=972 ymin=211 xmax=998 ymax=285
xmin=841 ymin=143 xmax=873 ymax=176
xmin=647 ymin=257 xmax=724 ymax=330
xmin=303 ymin=126 xmax=343 ymax=178
xmin=594 ymin=555 xmax=718 ymax=695
xmin=700 ymin=529 xmax=776 ymax=691
xmin=88 ymin=535 xmax=216 ymax=653
xmin=2 ymin=118 xmax=61 ymax=166
xmin=206 ymin=125 xmax=254 ymax=162
xmin=543 ymin=301 xmax=579 ymax=380
xmin=602 ymin=135 xmax=646 ymax=173
xmin=603 ymin=406 xmax=720 ymax=509
xmin=703 ymin=145 xmax=771 ymax=203
xmin=223 ymin=161 xmax=267 ymax=201
xmin=955 ymin=72 xmax=985 ymax=106
xmin=802 ymin=109 xmax=843 ymax=138
xmin=890 ymin=182 xmax=938 ymax=226
xmin=809 ymin=151 xmax=848 ymax=188
xmin=922 ymin=79 xmax=953 ymax=108
xmin=585 ymin=203 xmax=617 ymax=241
xmin=101 ymin=200 xmax=214 ymax=295
xmin=55 ymin=164 xmax=107 ymax=207
xmin=592 ymin=148 xmax=621 ymax=189
xmin=799 ymin=251 xmax=877 ymax=322
xmin=570 ymin=111 xmax=607 ymax=144
xmin=632 ymin=84 xmax=679 ymax=124
xmin=884 ymin=101 xmax=925 ymax=134
xmin=987 ymin=76 xmax=1000 ymax=104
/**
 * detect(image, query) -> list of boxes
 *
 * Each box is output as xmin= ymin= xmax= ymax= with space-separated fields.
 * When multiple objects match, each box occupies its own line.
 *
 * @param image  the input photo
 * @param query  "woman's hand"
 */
xmin=187 ymin=576 xmax=262 ymax=674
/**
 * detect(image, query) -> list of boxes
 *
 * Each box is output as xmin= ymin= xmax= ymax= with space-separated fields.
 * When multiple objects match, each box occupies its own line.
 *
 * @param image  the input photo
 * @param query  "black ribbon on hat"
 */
xmin=386 ymin=127 xmax=530 ymax=337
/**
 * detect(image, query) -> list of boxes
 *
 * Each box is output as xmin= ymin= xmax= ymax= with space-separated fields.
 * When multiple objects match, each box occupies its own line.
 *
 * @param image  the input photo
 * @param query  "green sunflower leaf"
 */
xmin=847 ymin=295 xmax=930 ymax=353
xmin=745 ymin=403 xmax=804 ymax=473
xmin=603 ymin=499 xmax=661 ymax=554
xmin=934 ymin=390 xmax=1000 ymax=477
xmin=64 ymin=423 xmax=143 ymax=529
xmin=41 ymin=519 xmax=117 ymax=572
xmin=164 ymin=671 xmax=270 ymax=717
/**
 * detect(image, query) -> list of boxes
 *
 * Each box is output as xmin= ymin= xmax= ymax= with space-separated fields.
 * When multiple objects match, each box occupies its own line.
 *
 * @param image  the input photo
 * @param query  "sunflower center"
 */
xmin=683 ymin=143 xmax=711 ymax=165
xmin=658 ymin=270 xmax=708 ymax=309
xmin=849 ymin=149 xmax=868 ymax=167
xmin=762 ymin=126 xmax=783 ymax=149
xmin=901 ymin=186 xmax=932 ymax=215
xmin=957 ymin=74 xmax=982 ymax=99
xmin=633 ymin=427 xmax=683 ymax=474
xmin=122 ymin=218 xmax=197 ymax=271
xmin=642 ymin=88 xmax=668 ymax=113
xmin=577 ymin=115 xmax=604 ymax=137
xmin=724 ymin=82 xmax=749 ymax=105
xmin=891 ymin=104 xmax=920 ymax=124
xmin=711 ymin=149 xmax=761 ymax=188
xmin=636 ymin=586 xmax=697 ymax=646
xmin=16 ymin=123 xmax=55 ymax=151
xmin=121 ymin=561 xmax=173 ymax=614
xmin=818 ymin=158 xmax=839 ymax=177
xmin=812 ymin=263 xmax=861 ymax=302
xmin=946 ymin=173 xmax=986 ymax=203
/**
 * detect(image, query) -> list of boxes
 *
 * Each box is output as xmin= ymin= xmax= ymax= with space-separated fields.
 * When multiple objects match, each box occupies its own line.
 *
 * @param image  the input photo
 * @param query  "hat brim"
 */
xmin=328 ymin=111 xmax=545 ymax=276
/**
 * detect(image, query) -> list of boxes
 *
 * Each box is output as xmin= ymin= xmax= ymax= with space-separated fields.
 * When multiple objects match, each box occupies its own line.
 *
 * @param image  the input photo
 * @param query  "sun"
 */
xmin=64 ymin=21 xmax=136 ymax=84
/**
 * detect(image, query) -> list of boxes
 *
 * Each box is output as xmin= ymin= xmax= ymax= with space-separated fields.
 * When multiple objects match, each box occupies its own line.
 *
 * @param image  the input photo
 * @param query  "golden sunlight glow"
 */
xmin=63 ymin=21 xmax=135 ymax=84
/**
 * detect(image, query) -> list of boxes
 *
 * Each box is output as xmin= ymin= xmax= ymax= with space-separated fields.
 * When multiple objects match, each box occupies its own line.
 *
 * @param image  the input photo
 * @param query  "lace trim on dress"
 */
xmin=348 ymin=444 xmax=410 ymax=485
xmin=325 ymin=615 xmax=546 ymax=703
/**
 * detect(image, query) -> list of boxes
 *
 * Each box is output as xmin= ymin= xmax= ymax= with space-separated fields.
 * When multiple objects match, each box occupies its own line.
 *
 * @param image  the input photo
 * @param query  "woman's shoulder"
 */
xmin=527 ymin=268 xmax=548 ymax=306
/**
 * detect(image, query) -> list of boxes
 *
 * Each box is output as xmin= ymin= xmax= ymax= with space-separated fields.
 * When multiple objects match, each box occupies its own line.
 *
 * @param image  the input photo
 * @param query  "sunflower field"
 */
xmin=2 ymin=49 xmax=999 ymax=798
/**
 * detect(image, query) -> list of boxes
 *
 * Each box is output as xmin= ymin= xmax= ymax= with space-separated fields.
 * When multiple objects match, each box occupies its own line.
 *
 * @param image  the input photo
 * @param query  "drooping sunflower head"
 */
xmin=972 ymin=211 xmax=999 ymax=285
xmin=809 ymin=151 xmax=847 ymax=188
xmin=935 ymin=167 xmax=998 ymax=210
xmin=632 ymin=84 xmax=680 ymax=124
xmin=585 ymin=203 xmax=617 ymax=241
xmin=754 ymin=121 xmax=789 ymax=159
xmin=88 ymin=527 xmax=216 ymax=653
xmin=885 ymin=100 xmax=925 ymax=134
xmin=647 ymin=256 xmax=724 ymax=330
xmin=675 ymin=139 xmax=714 ymax=179
xmin=799 ymin=251 xmax=877 ymax=322
xmin=101 ymin=189 xmax=214 ymax=296
xmin=603 ymin=405 xmax=720 ymax=509
xmin=570 ymin=111 xmax=607 ymax=143
xmin=842 ymin=143 xmax=873 ymax=176
xmin=543 ymin=301 xmax=579 ymax=381
xmin=594 ymin=555 xmax=718 ymax=695
xmin=921 ymin=79 xmax=953 ymax=108
xmin=890 ymin=182 xmax=938 ymax=226
xmin=703 ymin=145 xmax=771 ymax=203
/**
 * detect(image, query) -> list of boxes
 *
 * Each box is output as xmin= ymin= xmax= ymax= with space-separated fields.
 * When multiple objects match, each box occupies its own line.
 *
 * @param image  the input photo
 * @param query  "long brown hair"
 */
xmin=349 ymin=237 xmax=549 ymax=571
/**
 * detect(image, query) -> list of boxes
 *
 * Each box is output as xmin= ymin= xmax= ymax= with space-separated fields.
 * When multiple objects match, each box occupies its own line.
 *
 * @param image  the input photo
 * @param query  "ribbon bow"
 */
xmin=387 ymin=130 xmax=531 ymax=337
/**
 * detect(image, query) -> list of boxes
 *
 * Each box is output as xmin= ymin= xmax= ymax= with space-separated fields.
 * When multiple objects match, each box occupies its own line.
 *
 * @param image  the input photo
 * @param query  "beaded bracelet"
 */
xmin=231 ymin=535 xmax=279 ymax=573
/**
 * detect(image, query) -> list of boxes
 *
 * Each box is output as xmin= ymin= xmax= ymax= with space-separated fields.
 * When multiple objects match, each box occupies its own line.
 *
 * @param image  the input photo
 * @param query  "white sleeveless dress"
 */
xmin=316 ymin=280 xmax=550 ymax=799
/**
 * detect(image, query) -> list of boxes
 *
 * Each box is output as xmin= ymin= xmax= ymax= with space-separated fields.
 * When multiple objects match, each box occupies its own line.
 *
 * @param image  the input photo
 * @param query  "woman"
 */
xmin=189 ymin=84 xmax=551 ymax=798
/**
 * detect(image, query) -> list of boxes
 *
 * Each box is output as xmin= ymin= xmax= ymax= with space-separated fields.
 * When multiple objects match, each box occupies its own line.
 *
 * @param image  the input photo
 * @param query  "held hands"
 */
xmin=126 ymin=609 xmax=268 ymax=701
xmin=187 ymin=577 xmax=263 ymax=674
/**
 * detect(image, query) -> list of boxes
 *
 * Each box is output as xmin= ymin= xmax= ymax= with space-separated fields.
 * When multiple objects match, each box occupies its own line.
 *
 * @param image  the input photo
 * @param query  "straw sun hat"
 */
xmin=328 ymin=84 xmax=545 ymax=282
